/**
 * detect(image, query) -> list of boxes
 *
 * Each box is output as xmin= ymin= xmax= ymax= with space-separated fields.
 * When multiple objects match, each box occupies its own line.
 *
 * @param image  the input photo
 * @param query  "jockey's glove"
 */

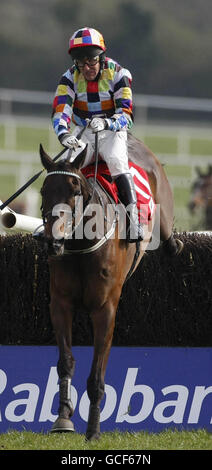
xmin=60 ymin=133 xmax=83 ymax=150
xmin=105 ymin=114 xmax=129 ymax=132
xmin=90 ymin=118 xmax=107 ymax=133
xmin=90 ymin=114 xmax=129 ymax=133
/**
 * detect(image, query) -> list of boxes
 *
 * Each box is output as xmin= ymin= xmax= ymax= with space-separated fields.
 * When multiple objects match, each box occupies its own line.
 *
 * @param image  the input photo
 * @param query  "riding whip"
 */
xmin=0 ymin=125 xmax=88 ymax=211
xmin=0 ymin=147 xmax=67 ymax=211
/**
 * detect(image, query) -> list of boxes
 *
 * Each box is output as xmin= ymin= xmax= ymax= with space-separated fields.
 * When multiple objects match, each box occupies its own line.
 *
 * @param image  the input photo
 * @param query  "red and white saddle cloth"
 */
xmin=81 ymin=161 xmax=155 ymax=225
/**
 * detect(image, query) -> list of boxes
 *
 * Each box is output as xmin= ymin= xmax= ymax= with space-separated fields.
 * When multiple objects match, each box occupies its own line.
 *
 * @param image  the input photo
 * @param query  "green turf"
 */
xmin=165 ymin=165 xmax=192 ymax=178
xmin=16 ymin=127 xmax=50 ymax=152
xmin=190 ymin=138 xmax=212 ymax=156
xmin=0 ymin=125 xmax=4 ymax=146
xmin=143 ymin=135 xmax=178 ymax=154
xmin=0 ymin=429 xmax=211 ymax=450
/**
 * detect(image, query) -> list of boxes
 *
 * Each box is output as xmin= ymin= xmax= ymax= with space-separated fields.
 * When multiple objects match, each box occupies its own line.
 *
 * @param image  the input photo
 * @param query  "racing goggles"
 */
xmin=74 ymin=56 xmax=100 ymax=68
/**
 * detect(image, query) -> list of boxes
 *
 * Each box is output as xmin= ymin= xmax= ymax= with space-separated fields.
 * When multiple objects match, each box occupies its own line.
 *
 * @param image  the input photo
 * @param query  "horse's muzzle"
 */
xmin=51 ymin=239 xmax=65 ymax=256
xmin=33 ymin=231 xmax=64 ymax=256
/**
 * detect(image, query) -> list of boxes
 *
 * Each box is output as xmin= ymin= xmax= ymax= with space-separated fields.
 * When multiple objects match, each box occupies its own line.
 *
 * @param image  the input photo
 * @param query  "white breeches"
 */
xmin=68 ymin=127 xmax=129 ymax=178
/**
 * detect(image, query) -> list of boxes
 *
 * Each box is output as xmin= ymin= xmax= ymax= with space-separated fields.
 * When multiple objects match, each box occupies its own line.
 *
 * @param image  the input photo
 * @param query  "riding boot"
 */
xmin=115 ymin=173 xmax=144 ymax=243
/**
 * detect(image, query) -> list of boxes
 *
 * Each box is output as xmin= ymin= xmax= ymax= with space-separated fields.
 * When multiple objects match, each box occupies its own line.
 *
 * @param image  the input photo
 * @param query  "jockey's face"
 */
xmin=75 ymin=56 xmax=101 ymax=81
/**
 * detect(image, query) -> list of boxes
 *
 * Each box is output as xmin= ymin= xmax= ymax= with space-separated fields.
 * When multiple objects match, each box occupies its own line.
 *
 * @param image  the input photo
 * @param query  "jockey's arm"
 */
xmin=105 ymin=67 xmax=133 ymax=132
xmin=51 ymin=70 xmax=75 ymax=141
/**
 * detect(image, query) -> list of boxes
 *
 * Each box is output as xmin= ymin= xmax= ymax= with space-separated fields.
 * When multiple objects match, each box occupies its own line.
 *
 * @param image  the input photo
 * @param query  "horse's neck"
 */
xmin=64 ymin=180 xmax=116 ymax=251
xmin=83 ymin=179 xmax=111 ymax=228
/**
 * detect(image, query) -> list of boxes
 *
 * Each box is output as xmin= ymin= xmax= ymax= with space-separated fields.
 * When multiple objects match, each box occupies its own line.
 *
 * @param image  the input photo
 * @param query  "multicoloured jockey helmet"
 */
xmin=68 ymin=27 xmax=106 ymax=59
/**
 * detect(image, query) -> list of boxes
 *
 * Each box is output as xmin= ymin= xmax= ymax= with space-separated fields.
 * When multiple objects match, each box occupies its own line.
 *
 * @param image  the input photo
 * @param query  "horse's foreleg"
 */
xmin=86 ymin=299 xmax=117 ymax=441
xmin=56 ymin=340 xmax=75 ymax=427
xmin=50 ymin=295 xmax=75 ymax=433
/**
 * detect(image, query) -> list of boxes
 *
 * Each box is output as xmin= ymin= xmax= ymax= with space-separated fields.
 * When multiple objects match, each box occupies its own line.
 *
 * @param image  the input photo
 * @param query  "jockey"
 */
xmin=52 ymin=27 xmax=143 ymax=242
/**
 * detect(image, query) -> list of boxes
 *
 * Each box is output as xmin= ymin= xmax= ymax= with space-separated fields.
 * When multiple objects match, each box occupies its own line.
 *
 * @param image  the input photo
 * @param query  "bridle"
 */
xmin=41 ymin=169 xmax=84 ymax=222
xmin=41 ymin=169 xmax=117 ymax=255
xmin=45 ymin=170 xmax=82 ymax=180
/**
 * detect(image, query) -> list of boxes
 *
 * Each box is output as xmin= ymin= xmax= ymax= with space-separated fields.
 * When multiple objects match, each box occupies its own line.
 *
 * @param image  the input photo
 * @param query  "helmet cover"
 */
xmin=68 ymin=27 xmax=106 ymax=57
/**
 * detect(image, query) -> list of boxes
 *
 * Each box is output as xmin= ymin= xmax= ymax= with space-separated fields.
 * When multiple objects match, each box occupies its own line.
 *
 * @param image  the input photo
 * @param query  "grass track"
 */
xmin=0 ymin=429 xmax=212 ymax=450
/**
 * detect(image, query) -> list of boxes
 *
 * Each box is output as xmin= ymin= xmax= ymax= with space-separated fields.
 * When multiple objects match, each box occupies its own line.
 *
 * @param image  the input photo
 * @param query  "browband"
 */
xmin=45 ymin=170 xmax=82 ymax=180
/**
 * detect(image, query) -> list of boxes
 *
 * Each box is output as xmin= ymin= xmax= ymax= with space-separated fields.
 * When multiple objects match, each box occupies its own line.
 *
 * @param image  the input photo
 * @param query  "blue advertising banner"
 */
xmin=0 ymin=346 xmax=212 ymax=433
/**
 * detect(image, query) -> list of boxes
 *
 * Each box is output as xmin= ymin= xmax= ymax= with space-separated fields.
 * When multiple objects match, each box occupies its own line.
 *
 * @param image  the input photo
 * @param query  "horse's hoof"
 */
xmin=50 ymin=417 xmax=75 ymax=433
xmin=162 ymin=236 xmax=184 ymax=257
xmin=175 ymin=238 xmax=184 ymax=255
xmin=85 ymin=431 xmax=100 ymax=441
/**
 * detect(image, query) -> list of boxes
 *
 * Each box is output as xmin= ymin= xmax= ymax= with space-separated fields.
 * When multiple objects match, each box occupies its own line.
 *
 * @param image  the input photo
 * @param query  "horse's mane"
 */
xmin=127 ymin=133 xmax=158 ymax=173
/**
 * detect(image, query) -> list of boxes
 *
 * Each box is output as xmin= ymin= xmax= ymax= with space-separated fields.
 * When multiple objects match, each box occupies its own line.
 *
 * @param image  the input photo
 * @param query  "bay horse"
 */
xmin=188 ymin=165 xmax=212 ymax=230
xmin=39 ymin=133 xmax=183 ymax=440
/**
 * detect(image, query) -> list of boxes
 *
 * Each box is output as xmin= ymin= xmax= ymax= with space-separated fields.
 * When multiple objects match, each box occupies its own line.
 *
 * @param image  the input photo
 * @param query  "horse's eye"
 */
xmin=68 ymin=177 xmax=78 ymax=187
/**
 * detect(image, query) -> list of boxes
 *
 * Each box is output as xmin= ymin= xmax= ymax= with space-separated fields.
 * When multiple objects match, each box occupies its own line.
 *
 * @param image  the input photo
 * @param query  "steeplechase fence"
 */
xmin=0 ymin=232 xmax=211 ymax=347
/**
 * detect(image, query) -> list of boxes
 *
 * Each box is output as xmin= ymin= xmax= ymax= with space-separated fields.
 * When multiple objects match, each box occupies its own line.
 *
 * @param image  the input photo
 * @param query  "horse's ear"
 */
xmin=72 ymin=144 xmax=88 ymax=170
xmin=39 ymin=144 xmax=53 ymax=171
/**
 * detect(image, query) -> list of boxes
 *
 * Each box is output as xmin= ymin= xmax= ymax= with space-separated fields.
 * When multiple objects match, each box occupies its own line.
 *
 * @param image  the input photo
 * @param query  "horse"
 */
xmin=188 ymin=165 xmax=212 ymax=230
xmin=39 ymin=133 xmax=183 ymax=440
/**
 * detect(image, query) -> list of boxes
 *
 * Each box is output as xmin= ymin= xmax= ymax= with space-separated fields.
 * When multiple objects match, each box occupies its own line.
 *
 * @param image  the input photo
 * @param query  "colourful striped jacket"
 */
xmin=52 ymin=57 xmax=133 ymax=138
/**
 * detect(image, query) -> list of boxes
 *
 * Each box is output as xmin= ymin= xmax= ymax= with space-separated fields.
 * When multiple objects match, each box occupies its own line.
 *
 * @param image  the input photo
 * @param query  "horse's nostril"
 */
xmin=52 ymin=239 xmax=64 ymax=256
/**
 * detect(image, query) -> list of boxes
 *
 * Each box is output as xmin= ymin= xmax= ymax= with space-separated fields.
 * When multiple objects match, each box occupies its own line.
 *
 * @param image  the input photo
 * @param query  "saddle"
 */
xmin=81 ymin=160 xmax=155 ymax=225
